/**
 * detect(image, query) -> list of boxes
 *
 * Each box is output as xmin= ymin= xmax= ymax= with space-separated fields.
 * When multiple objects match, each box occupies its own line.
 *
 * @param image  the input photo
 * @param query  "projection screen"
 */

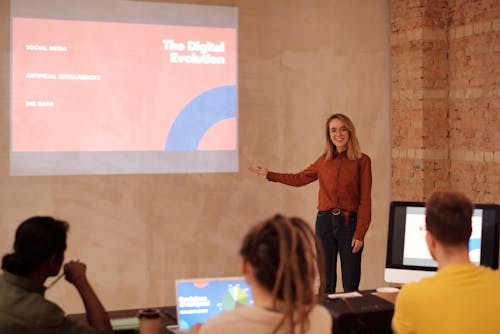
xmin=10 ymin=0 xmax=238 ymax=175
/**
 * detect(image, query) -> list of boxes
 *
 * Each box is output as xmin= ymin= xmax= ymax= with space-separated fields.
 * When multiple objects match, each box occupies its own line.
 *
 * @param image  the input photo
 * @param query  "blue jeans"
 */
xmin=315 ymin=211 xmax=363 ymax=293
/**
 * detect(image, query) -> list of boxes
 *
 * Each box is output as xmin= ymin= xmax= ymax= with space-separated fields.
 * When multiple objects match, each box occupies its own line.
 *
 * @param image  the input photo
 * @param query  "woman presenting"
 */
xmin=249 ymin=113 xmax=372 ymax=293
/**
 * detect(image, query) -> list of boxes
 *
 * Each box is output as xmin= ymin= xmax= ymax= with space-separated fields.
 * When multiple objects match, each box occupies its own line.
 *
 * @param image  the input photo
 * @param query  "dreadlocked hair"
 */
xmin=239 ymin=214 xmax=325 ymax=334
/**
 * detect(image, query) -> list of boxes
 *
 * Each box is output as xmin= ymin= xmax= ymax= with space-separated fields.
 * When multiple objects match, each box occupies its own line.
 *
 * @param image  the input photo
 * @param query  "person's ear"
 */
xmin=48 ymin=253 xmax=64 ymax=276
xmin=425 ymin=231 xmax=437 ymax=259
xmin=240 ymin=256 xmax=248 ymax=276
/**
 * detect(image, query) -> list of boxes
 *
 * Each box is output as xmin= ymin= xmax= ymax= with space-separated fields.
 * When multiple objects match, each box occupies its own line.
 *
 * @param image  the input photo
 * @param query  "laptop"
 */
xmin=167 ymin=276 xmax=254 ymax=333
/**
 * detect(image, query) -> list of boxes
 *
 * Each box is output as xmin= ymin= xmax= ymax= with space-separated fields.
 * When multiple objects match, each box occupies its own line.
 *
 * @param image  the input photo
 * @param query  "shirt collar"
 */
xmin=2 ymin=270 xmax=46 ymax=296
xmin=437 ymin=262 xmax=476 ymax=275
xmin=334 ymin=150 xmax=347 ymax=159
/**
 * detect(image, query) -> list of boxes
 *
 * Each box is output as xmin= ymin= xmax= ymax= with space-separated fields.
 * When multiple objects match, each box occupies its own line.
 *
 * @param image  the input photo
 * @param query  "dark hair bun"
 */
xmin=1 ymin=253 xmax=26 ymax=275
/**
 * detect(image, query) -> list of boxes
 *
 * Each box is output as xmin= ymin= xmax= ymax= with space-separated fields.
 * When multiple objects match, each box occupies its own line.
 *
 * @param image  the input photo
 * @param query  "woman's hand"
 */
xmin=351 ymin=239 xmax=363 ymax=253
xmin=248 ymin=165 xmax=269 ymax=176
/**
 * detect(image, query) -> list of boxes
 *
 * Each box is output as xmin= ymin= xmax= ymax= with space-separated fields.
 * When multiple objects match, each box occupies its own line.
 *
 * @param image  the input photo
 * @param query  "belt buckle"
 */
xmin=331 ymin=208 xmax=342 ymax=216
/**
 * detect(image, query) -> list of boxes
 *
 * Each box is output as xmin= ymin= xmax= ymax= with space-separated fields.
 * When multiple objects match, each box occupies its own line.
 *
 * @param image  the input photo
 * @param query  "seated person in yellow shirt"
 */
xmin=392 ymin=191 xmax=500 ymax=334
xmin=0 ymin=216 xmax=113 ymax=334
xmin=189 ymin=214 xmax=332 ymax=334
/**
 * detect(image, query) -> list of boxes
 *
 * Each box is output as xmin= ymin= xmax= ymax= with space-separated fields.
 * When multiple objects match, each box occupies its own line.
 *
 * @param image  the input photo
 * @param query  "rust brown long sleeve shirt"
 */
xmin=266 ymin=152 xmax=372 ymax=241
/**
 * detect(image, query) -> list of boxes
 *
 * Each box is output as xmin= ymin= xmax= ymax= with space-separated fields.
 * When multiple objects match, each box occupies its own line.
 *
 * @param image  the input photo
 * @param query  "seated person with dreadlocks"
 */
xmin=189 ymin=214 xmax=332 ymax=334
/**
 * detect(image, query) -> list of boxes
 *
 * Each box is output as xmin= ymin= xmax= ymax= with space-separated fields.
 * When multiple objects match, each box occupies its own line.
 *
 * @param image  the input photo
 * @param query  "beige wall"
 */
xmin=0 ymin=0 xmax=391 ymax=313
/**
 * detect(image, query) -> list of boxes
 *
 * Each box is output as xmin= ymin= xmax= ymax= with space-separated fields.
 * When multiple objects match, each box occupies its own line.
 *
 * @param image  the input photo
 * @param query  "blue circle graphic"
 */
xmin=165 ymin=85 xmax=237 ymax=150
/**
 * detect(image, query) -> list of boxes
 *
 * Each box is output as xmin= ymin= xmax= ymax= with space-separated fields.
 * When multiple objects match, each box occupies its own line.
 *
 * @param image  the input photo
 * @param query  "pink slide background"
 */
xmin=11 ymin=18 xmax=237 ymax=152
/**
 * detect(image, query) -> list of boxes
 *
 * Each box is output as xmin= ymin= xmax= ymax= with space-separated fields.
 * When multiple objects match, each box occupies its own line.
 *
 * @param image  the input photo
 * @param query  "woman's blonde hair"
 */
xmin=239 ymin=214 xmax=325 ymax=334
xmin=324 ymin=113 xmax=362 ymax=160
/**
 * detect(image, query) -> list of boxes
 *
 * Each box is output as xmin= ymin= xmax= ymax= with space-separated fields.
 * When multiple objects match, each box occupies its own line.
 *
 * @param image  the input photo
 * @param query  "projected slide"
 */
xmin=10 ymin=0 xmax=238 ymax=175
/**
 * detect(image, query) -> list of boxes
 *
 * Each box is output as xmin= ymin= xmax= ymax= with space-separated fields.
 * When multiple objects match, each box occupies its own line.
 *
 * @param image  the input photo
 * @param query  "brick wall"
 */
xmin=448 ymin=0 xmax=499 ymax=203
xmin=391 ymin=0 xmax=499 ymax=203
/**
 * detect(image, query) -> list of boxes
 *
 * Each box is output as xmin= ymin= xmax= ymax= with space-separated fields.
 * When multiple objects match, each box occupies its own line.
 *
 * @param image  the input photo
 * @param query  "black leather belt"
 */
xmin=326 ymin=208 xmax=355 ymax=225
xmin=329 ymin=208 xmax=354 ymax=217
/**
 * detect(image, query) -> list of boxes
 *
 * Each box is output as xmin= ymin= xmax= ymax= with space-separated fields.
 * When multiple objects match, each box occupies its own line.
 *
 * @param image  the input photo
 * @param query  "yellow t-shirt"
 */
xmin=392 ymin=263 xmax=500 ymax=334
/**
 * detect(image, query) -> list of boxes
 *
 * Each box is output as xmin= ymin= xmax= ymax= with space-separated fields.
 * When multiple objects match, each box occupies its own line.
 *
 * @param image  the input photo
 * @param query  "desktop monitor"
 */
xmin=385 ymin=201 xmax=499 ymax=284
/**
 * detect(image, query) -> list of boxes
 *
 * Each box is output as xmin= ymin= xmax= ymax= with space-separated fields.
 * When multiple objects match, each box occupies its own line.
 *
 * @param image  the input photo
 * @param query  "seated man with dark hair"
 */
xmin=392 ymin=191 xmax=500 ymax=334
xmin=0 ymin=216 xmax=113 ymax=334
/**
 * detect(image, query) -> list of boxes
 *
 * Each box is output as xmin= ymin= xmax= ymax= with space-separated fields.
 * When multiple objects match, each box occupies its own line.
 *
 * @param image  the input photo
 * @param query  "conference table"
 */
xmin=69 ymin=305 xmax=178 ymax=334
xmin=69 ymin=290 xmax=396 ymax=334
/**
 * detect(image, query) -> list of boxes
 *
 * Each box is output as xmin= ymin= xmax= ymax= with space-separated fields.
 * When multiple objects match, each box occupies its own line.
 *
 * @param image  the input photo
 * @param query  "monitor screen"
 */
xmin=175 ymin=276 xmax=254 ymax=331
xmin=385 ymin=201 xmax=499 ymax=284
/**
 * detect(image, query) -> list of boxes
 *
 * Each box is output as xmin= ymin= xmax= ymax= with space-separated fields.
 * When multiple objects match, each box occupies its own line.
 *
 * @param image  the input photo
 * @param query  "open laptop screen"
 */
xmin=175 ymin=276 xmax=254 ymax=331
